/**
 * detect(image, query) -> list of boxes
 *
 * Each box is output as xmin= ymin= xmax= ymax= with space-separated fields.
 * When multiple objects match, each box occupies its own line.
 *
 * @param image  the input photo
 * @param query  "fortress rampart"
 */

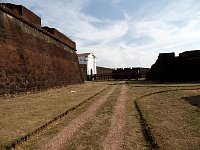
xmin=146 ymin=50 xmax=200 ymax=82
xmin=0 ymin=3 xmax=83 ymax=95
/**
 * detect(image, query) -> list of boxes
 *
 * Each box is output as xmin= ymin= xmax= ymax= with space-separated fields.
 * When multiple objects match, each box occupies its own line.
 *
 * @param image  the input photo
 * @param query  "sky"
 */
xmin=1 ymin=0 xmax=200 ymax=68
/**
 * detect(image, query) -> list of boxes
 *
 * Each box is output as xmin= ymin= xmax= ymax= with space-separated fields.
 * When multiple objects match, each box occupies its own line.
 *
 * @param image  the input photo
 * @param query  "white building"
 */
xmin=77 ymin=52 xmax=97 ymax=75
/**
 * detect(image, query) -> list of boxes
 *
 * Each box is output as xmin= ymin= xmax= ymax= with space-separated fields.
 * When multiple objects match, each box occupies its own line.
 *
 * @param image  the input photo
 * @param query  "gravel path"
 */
xmin=103 ymin=83 xmax=127 ymax=150
xmin=42 ymin=85 xmax=116 ymax=150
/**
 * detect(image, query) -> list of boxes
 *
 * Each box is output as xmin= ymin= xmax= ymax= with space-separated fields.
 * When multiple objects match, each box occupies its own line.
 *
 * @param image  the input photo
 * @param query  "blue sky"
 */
xmin=1 ymin=0 xmax=200 ymax=68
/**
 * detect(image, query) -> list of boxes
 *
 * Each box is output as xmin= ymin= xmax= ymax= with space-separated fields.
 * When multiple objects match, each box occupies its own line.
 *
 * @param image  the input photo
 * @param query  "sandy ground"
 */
xmin=103 ymin=84 xmax=127 ymax=150
xmin=42 ymin=83 xmax=128 ymax=150
xmin=42 ymin=85 xmax=117 ymax=150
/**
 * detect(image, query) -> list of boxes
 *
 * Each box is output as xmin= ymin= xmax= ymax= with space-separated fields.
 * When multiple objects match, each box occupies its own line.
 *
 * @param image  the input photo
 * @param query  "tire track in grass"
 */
xmin=42 ymin=85 xmax=117 ymax=150
xmin=62 ymin=85 xmax=121 ymax=150
xmin=124 ymin=87 xmax=149 ymax=150
xmin=103 ymin=83 xmax=127 ymax=150
xmin=4 ymin=83 xmax=111 ymax=150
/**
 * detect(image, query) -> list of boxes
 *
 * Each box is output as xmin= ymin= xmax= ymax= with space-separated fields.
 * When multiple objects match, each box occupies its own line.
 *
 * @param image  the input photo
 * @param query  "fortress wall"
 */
xmin=96 ymin=66 xmax=113 ymax=75
xmin=42 ymin=26 xmax=76 ymax=48
xmin=20 ymin=6 xmax=41 ymax=27
xmin=146 ymin=51 xmax=200 ymax=82
xmin=0 ymin=3 xmax=41 ymax=27
xmin=0 ymin=5 xmax=83 ymax=95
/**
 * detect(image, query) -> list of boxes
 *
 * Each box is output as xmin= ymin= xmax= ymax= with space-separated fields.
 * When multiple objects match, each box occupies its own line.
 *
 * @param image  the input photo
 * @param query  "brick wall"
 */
xmin=146 ymin=51 xmax=200 ymax=82
xmin=42 ymin=26 xmax=76 ymax=49
xmin=112 ymin=68 xmax=141 ymax=80
xmin=96 ymin=66 xmax=113 ymax=75
xmin=0 ymin=3 xmax=41 ymax=27
xmin=79 ymin=64 xmax=87 ymax=81
xmin=0 ymin=7 xmax=83 ymax=95
xmin=21 ymin=6 xmax=41 ymax=27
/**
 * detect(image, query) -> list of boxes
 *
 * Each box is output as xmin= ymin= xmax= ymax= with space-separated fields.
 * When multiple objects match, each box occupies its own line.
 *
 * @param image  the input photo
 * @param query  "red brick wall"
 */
xmin=0 ymin=3 xmax=41 ymax=27
xmin=53 ymin=29 xmax=76 ymax=49
xmin=0 ymin=9 xmax=83 ymax=95
xmin=96 ymin=66 xmax=113 ymax=75
xmin=79 ymin=64 xmax=87 ymax=81
xmin=21 ymin=6 xmax=41 ymax=27
xmin=42 ymin=27 xmax=76 ymax=49
xmin=0 ymin=3 xmax=21 ymax=15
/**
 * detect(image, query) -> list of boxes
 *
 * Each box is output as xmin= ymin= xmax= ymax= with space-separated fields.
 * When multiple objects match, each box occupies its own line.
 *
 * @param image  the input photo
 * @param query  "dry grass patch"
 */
xmin=138 ymin=88 xmax=200 ymax=149
xmin=3 ymin=81 xmax=199 ymax=149
xmin=62 ymin=85 xmax=121 ymax=150
xmin=15 ymin=84 xmax=115 ymax=150
xmin=125 ymin=86 xmax=149 ymax=150
xmin=0 ymin=82 xmax=111 ymax=149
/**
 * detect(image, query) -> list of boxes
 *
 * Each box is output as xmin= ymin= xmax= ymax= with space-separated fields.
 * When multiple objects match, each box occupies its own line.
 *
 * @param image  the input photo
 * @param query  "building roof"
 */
xmin=77 ymin=53 xmax=91 ymax=57
xmin=77 ymin=52 xmax=96 ymax=58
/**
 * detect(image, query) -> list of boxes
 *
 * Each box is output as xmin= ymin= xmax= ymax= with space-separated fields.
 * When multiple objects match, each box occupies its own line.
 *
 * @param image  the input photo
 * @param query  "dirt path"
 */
xmin=103 ymin=84 xmax=127 ymax=150
xmin=11 ymin=83 xmax=200 ymax=150
xmin=42 ymin=85 xmax=116 ymax=150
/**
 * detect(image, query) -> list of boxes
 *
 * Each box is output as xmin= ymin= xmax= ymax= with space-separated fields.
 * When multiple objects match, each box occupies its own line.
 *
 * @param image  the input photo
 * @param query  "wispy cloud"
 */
xmin=2 ymin=0 xmax=200 ymax=68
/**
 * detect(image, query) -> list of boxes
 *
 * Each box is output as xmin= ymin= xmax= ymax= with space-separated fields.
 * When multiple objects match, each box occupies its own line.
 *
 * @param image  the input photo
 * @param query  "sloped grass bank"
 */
xmin=136 ymin=88 xmax=200 ymax=149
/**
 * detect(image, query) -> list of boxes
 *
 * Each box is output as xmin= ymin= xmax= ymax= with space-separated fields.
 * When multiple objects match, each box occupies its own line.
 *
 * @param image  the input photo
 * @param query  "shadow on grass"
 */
xmin=182 ymin=95 xmax=200 ymax=108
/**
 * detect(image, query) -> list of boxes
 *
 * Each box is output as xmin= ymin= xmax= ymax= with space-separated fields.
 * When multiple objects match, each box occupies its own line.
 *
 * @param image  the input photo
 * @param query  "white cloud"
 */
xmin=111 ymin=0 xmax=123 ymax=5
xmin=2 ymin=0 xmax=200 ymax=68
xmin=76 ymin=20 xmax=128 ymax=45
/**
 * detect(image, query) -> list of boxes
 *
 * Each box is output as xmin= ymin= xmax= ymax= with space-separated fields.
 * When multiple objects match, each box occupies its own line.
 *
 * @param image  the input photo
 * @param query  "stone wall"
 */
xmin=0 ymin=3 xmax=83 ymax=95
xmin=0 ymin=3 xmax=41 ymax=27
xmin=112 ymin=68 xmax=141 ymax=80
xmin=42 ymin=26 xmax=76 ymax=48
xmin=79 ymin=64 xmax=87 ymax=81
xmin=96 ymin=66 xmax=113 ymax=75
xmin=146 ymin=50 xmax=200 ymax=82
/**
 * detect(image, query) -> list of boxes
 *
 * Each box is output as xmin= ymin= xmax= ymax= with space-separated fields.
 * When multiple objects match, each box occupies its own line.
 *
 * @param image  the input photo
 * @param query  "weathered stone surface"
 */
xmin=42 ymin=26 xmax=76 ymax=49
xmin=79 ymin=64 xmax=87 ymax=81
xmin=146 ymin=50 xmax=200 ymax=82
xmin=0 ymin=4 xmax=83 ymax=95
xmin=0 ymin=3 xmax=41 ymax=27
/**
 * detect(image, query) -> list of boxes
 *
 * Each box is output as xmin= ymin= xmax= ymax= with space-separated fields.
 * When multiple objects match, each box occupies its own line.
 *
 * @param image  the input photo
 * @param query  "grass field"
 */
xmin=0 ymin=81 xmax=200 ymax=149
xmin=137 ymin=88 xmax=200 ymax=149
xmin=0 ymin=82 xmax=111 ymax=149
